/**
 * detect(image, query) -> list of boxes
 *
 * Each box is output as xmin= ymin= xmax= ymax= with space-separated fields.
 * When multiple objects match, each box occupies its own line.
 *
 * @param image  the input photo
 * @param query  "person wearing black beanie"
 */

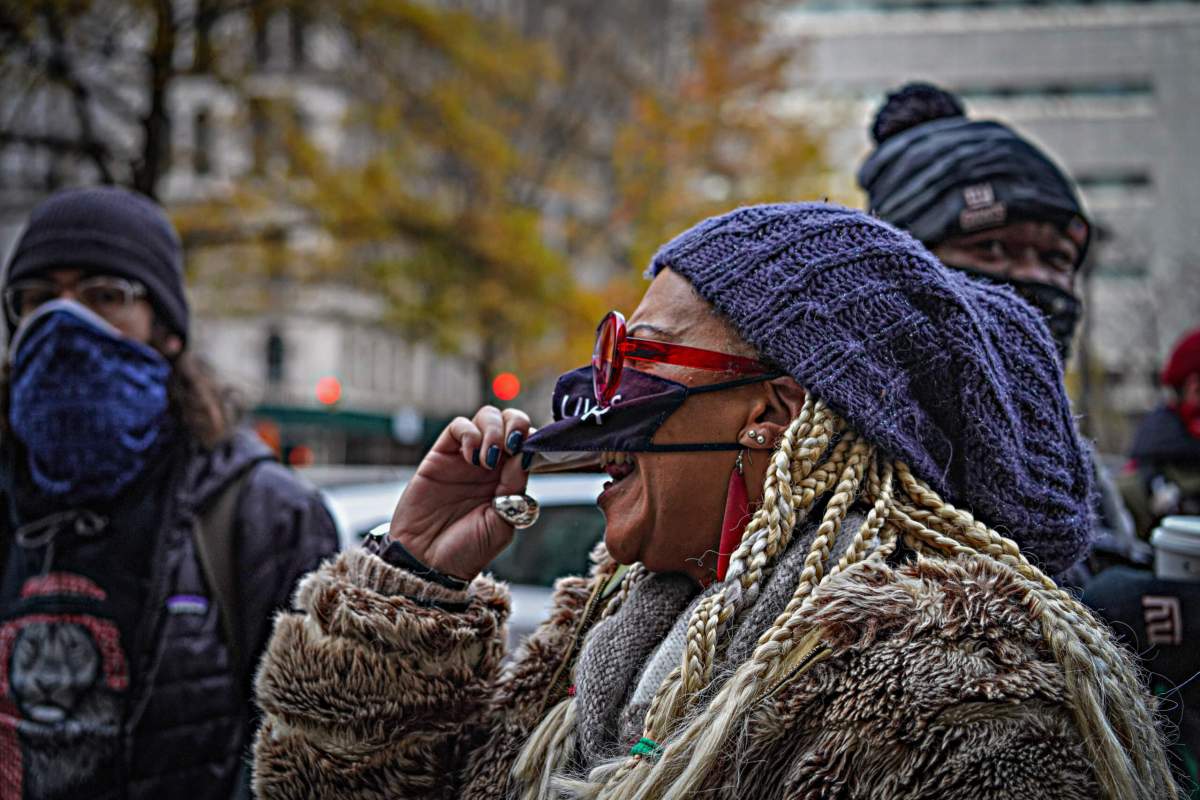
xmin=4 ymin=185 xmax=191 ymax=343
xmin=859 ymin=82 xmax=1090 ymax=361
xmin=858 ymin=83 xmax=1146 ymax=583
xmin=0 ymin=186 xmax=339 ymax=798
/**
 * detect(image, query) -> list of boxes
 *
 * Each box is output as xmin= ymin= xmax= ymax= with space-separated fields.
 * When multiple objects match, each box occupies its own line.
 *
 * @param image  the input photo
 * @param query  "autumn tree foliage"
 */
xmin=297 ymin=0 xmax=829 ymax=396
xmin=288 ymin=1 xmax=580 ymax=398
xmin=609 ymin=0 xmax=829 ymax=274
xmin=0 ymin=0 xmax=256 ymax=198
xmin=0 ymin=0 xmax=827 ymax=405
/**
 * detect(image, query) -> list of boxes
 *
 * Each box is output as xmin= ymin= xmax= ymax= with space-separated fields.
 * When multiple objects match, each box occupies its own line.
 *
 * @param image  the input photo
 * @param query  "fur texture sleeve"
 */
xmin=252 ymin=547 xmax=510 ymax=799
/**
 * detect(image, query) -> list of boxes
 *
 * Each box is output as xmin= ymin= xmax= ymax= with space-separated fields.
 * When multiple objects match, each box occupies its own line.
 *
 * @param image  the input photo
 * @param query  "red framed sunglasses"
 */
xmin=592 ymin=310 xmax=774 ymax=406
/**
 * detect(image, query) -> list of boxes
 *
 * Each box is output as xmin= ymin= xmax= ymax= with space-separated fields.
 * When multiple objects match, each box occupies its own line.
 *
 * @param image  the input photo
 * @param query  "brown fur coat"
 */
xmin=252 ymin=546 xmax=1098 ymax=799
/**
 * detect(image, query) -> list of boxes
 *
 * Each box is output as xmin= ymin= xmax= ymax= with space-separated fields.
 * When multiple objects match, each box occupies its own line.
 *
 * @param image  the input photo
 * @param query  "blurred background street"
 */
xmin=1 ymin=0 xmax=1197 ymax=464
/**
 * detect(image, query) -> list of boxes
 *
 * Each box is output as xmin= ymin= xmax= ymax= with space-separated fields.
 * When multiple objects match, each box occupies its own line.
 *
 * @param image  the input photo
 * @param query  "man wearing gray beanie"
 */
xmin=0 ymin=186 xmax=338 ymax=798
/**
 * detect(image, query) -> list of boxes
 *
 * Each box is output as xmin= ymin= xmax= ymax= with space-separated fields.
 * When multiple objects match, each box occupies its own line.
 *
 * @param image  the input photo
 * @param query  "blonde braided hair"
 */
xmin=518 ymin=396 xmax=1177 ymax=800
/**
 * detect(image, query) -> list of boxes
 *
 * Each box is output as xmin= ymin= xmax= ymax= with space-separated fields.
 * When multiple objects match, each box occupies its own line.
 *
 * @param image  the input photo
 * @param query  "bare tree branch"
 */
xmin=0 ymin=130 xmax=111 ymax=160
xmin=42 ymin=6 xmax=115 ymax=184
xmin=131 ymin=0 xmax=176 ymax=197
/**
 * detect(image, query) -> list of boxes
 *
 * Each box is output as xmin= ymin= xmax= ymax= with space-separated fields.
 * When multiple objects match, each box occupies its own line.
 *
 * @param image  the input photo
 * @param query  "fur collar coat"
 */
xmin=252 ymin=528 xmax=1098 ymax=799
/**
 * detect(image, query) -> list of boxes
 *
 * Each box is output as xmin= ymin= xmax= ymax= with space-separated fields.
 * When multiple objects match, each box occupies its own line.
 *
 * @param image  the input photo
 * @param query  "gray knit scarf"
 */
xmin=572 ymin=513 xmax=864 ymax=768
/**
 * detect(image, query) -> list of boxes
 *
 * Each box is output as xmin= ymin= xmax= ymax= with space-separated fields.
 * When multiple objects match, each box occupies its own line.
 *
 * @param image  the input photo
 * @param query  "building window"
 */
xmin=249 ymin=98 xmax=304 ymax=176
xmin=954 ymin=82 xmax=1154 ymax=102
xmin=267 ymin=329 xmax=286 ymax=384
xmin=250 ymin=98 xmax=269 ymax=175
xmin=290 ymin=8 xmax=308 ymax=69
xmin=253 ymin=8 xmax=271 ymax=67
xmin=288 ymin=105 xmax=308 ymax=175
xmin=193 ymin=108 xmax=212 ymax=176
xmin=1075 ymin=171 xmax=1153 ymax=191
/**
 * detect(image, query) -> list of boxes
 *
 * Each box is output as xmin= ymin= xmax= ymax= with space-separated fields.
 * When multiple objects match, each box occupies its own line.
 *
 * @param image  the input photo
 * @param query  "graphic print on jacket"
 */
xmin=0 ymin=573 xmax=128 ymax=799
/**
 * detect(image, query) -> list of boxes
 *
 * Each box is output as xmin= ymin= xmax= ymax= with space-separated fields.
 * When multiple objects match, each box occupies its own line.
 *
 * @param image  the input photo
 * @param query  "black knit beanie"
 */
xmin=859 ymin=83 xmax=1091 ymax=269
xmin=3 ymin=186 xmax=189 ymax=341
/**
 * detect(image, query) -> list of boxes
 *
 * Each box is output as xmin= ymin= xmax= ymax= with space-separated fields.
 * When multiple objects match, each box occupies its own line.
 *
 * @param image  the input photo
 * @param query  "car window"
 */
xmin=486 ymin=504 xmax=606 ymax=587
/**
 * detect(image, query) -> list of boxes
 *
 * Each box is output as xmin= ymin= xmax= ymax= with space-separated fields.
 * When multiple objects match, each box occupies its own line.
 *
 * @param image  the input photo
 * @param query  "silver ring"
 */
xmin=491 ymin=494 xmax=540 ymax=529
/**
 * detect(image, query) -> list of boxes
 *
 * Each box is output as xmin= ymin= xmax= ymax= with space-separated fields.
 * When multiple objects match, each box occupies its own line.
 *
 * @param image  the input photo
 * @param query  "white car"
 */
xmin=303 ymin=466 xmax=608 ymax=644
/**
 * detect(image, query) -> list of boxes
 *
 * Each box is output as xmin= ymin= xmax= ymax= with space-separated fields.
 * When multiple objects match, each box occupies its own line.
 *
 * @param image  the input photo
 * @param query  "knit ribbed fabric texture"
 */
xmin=570 ymin=513 xmax=862 ymax=766
xmin=5 ymin=186 xmax=189 ymax=340
xmin=858 ymin=116 xmax=1090 ymax=263
xmin=573 ymin=571 xmax=698 ymax=765
xmin=649 ymin=202 xmax=1094 ymax=575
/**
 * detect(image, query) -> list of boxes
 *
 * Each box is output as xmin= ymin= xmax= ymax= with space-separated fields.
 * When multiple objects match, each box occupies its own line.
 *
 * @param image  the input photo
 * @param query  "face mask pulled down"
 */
xmin=522 ymin=365 xmax=777 ymax=473
xmin=8 ymin=300 xmax=172 ymax=503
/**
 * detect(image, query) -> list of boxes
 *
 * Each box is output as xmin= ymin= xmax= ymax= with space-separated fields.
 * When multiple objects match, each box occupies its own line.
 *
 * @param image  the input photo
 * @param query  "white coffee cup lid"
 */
xmin=1151 ymin=516 xmax=1200 ymax=557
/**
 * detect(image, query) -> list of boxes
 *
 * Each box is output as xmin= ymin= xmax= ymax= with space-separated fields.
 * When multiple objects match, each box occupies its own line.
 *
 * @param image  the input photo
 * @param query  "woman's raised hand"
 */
xmin=387 ymin=406 xmax=532 ymax=581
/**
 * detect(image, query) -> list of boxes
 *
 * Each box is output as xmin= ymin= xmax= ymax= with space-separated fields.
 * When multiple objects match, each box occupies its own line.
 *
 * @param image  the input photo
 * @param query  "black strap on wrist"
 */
xmin=363 ymin=528 xmax=470 ymax=592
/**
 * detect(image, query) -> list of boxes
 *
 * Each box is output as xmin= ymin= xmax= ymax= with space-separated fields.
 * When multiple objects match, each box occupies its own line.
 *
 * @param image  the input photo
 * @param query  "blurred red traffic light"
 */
xmin=492 ymin=372 xmax=520 ymax=401
xmin=316 ymin=376 xmax=342 ymax=405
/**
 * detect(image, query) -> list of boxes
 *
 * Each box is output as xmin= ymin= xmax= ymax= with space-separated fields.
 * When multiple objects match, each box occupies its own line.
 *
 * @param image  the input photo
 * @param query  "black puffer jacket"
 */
xmin=0 ymin=430 xmax=338 ymax=799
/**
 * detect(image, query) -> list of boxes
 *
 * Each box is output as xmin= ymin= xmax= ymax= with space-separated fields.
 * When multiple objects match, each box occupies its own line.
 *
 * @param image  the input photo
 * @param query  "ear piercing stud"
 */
xmin=748 ymin=430 xmax=766 ymax=445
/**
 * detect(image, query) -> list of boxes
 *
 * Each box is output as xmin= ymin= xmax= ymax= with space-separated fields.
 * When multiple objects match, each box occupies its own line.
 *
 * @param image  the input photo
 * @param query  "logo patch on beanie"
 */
xmin=959 ymin=182 xmax=1006 ymax=231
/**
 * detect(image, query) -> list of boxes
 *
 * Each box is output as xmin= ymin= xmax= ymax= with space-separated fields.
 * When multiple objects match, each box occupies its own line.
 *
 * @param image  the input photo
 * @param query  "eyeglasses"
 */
xmin=592 ymin=310 xmax=774 ymax=407
xmin=3 ymin=276 xmax=148 ymax=326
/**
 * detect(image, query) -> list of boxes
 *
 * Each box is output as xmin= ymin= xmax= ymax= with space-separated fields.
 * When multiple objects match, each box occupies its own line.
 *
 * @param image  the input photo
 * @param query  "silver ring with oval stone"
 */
xmin=489 ymin=494 xmax=542 ymax=532
xmin=491 ymin=494 xmax=540 ymax=529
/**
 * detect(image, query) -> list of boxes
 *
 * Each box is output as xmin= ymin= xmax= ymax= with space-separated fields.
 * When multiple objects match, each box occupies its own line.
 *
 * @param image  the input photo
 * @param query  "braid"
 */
xmin=679 ymin=400 xmax=848 ymax=709
xmin=778 ymin=433 xmax=869 ymax=617
xmin=512 ymin=695 xmax=578 ymax=800
xmin=873 ymin=516 xmax=901 ymax=562
xmin=829 ymin=458 xmax=893 ymax=578
xmin=516 ymin=407 xmax=1177 ymax=800
xmin=673 ymin=405 xmax=824 ymax=720
xmin=600 ymin=563 xmax=648 ymax=621
xmin=894 ymin=462 xmax=1029 ymax=569
xmin=681 ymin=400 xmax=832 ymax=689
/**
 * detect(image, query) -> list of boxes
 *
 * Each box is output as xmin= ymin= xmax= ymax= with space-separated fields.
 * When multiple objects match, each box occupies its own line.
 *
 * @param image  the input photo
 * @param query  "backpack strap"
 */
xmin=192 ymin=470 xmax=255 ymax=686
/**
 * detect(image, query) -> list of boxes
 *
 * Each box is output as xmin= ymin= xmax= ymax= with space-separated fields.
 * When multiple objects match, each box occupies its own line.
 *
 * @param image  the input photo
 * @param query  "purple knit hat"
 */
xmin=649 ymin=202 xmax=1094 ymax=575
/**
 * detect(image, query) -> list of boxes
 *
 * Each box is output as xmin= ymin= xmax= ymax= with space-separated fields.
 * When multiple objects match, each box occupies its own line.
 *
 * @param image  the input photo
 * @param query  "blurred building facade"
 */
xmin=779 ymin=0 xmax=1200 ymax=451
xmin=0 ymin=0 xmax=703 ymax=463
xmin=0 ymin=4 xmax=483 ymax=465
xmin=5 ymin=1 xmax=1190 ymax=458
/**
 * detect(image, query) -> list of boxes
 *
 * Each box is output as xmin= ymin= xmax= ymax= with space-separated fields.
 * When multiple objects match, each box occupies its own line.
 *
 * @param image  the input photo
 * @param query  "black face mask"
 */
xmin=948 ymin=264 xmax=1081 ymax=361
xmin=521 ymin=365 xmax=781 ymax=472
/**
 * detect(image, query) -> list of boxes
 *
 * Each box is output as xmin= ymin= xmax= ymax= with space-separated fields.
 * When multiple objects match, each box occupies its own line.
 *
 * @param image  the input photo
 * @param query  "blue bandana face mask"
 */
xmin=8 ymin=300 xmax=172 ymax=503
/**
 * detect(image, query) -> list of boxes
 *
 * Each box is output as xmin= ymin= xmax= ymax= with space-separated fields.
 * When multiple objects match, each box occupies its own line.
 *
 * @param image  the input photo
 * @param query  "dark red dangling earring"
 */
xmin=716 ymin=449 xmax=750 ymax=582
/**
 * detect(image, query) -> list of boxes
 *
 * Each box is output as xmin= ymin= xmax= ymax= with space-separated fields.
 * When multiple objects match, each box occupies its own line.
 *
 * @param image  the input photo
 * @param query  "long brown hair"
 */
xmin=165 ymin=349 xmax=239 ymax=449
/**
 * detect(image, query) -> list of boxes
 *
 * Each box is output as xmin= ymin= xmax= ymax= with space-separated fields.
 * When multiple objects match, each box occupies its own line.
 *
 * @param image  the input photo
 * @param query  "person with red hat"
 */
xmin=1120 ymin=326 xmax=1200 ymax=538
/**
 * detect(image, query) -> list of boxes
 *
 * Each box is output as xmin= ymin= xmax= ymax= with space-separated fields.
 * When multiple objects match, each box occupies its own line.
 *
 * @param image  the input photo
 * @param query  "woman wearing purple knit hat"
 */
xmin=253 ymin=204 xmax=1176 ymax=799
